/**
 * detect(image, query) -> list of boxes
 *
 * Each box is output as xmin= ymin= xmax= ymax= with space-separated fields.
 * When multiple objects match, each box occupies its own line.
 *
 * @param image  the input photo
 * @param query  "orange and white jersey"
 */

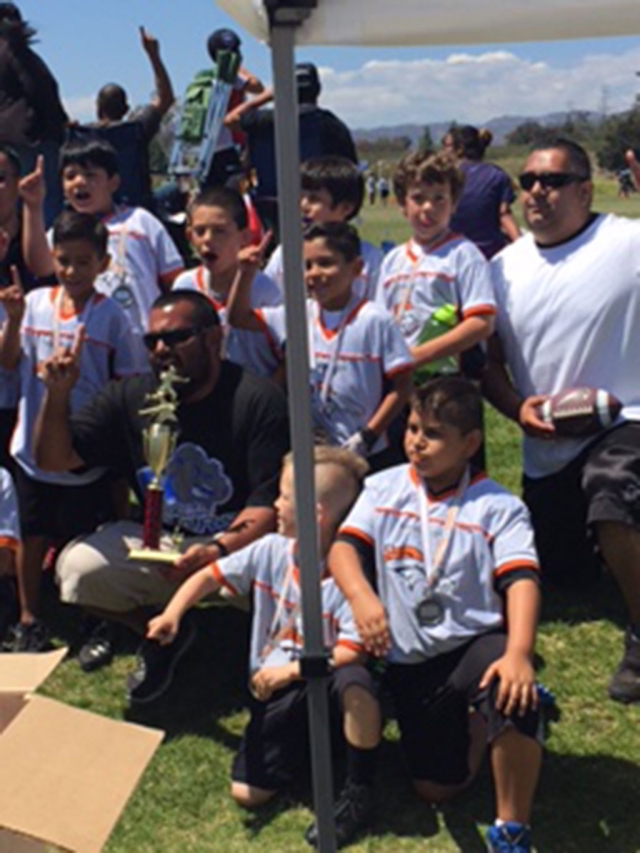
xmin=339 ymin=464 xmax=539 ymax=663
xmin=0 ymin=466 xmax=19 ymax=550
xmin=375 ymin=235 xmax=496 ymax=348
xmin=256 ymin=297 xmax=412 ymax=449
xmin=173 ymin=266 xmax=282 ymax=377
xmin=11 ymin=286 xmax=148 ymax=485
xmin=265 ymin=238 xmax=384 ymax=302
xmin=95 ymin=205 xmax=184 ymax=336
xmin=211 ymin=533 xmax=364 ymax=674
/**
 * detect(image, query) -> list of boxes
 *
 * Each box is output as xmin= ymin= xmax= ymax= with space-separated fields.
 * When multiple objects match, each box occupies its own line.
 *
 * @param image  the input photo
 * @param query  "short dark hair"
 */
xmin=52 ymin=210 xmax=108 ymax=257
xmin=59 ymin=138 xmax=119 ymax=178
xmin=301 ymin=156 xmax=364 ymax=219
xmin=296 ymin=62 xmax=321 ymax=104
xmin=151 ymin=290 xmax=221 ymax=329
xmin=96 ymin=84 xmax=129 ymax=122
xmin=410 ymin=377 xmax=483 ymax=435
xmin=530 ymin=136 xmax=592 ymax=180
xmin=0 ymin=143 xmax=21 ymax=176
xmin=303 ymin=221 xmax=361 ymax=263
xmin=448 ymin=125 xmax=492 ymax=161
xmin=393 ymin=150 xmax=465 ymax=205
xmin=187 ymin=186 xmax=248 ymax=230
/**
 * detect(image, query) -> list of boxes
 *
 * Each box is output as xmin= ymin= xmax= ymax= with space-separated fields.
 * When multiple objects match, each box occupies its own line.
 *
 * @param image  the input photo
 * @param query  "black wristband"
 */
xmin=360 ymin=427 xmax=377 ymax=451
xmin=212 ymin=534 xmax=229 ymax=557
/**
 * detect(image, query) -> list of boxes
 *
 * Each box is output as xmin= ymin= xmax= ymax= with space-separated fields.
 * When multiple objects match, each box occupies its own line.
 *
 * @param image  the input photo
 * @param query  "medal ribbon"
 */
xmin=317 ymin=297 xmax=356 ymax=406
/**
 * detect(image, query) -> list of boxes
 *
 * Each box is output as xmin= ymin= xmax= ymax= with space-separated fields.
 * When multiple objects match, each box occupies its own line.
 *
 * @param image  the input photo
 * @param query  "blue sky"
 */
xmin=19 ymin=0 xmax=640 ymax=128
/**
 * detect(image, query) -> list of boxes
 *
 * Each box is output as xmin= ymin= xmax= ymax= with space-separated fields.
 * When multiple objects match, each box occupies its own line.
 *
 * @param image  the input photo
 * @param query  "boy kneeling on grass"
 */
xmin=147 ymin=446 xmax=381 ymax=849
xmin=330 ymin=377 xmax=542 ymax=853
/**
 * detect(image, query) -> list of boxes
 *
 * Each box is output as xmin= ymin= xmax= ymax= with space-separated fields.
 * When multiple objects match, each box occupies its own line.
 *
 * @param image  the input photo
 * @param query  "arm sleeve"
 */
xmin=254 ymin=304 xmax=286 ymax=351
xmin=211 ymin=538 xmax=266 ymax=597
xmin=108 ymin=307 xmax=150 ymax=377
xmin=147 ymin=214 xmax=184 ymax=281
xmin=380 ymin=314 xmax=413 ymax=378
xmin=491 ymin=497 xmax=540 ymax=593
xmin=240 ymin=381 xmax=291 ymax=508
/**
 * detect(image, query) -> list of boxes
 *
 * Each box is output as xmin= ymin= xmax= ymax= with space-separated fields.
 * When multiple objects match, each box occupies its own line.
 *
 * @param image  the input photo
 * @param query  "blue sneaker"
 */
xmin=485 ymin=821 xmax=531 ymax=852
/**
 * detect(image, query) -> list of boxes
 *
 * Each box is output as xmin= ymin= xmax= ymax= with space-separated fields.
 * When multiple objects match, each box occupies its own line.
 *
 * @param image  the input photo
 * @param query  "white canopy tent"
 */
xmin=215 ymin=3 xmax=640 ymax=850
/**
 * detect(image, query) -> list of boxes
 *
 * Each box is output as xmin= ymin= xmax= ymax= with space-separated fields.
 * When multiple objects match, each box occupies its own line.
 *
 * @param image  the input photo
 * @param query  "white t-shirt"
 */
xmin=491 ymin=214 xmax=640 ymax=478
xmin=376 ymin=235 xmax=496 ymax=350
xmin=211 ymin=532 xmax=363 ymax=675
xmin=173 ymin=265 xmax=282 ymax=377
xmin=95 ymin=205 xmax=184 ymax=337
xmin=265 ymin=239 xmax=384 ymax=302
xmin=0 ymin=466 xmax=19 ymax=548
xmin=256 ymin=297 xmax=412 ymax=450
xmin=11 ymin=286 xmax=148 ymax=485
xmin=340 ymin=464 xmax=539 ymax=664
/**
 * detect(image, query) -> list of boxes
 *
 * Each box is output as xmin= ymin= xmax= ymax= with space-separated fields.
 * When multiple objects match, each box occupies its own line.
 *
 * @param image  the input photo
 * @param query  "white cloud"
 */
xmin=317 ymin=47 xmax=640 ymax=128
xmin=63 ymin=95 xmax=95 ymax=123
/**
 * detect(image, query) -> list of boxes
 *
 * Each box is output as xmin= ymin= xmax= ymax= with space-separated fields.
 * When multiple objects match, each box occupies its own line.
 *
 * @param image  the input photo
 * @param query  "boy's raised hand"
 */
xmin=139 ymin=25 xmax=160 ymax=59
xmin=39 ymin=323 xmax=84 ymax=391
xmin=147 ymin=612 xmax=179 ymax=645
xmin=237 ymin=230 xmax=272 ymax=276
xmin=351 ymin=587 xmax=390 ymax=657
xmin=479 ymin=648 xmax=538 ymax=717
xmin=0 ymin=265 xmax=25 ymax=322
xmin=18 ymin=155 xmax=46 ymax=211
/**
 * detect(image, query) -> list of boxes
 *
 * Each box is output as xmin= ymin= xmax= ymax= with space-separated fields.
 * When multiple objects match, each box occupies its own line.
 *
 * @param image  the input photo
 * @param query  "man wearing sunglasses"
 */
xmin=483 ymin=137 xmax=640 ymax=705
xmin=34 ymin=290 xmax=290 ymax=703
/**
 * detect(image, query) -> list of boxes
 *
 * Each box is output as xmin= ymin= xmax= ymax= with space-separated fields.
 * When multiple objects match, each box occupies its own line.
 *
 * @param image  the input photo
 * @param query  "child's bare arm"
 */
xmin=365 ymin=368 xmax=412 ymax=440
xmin=479 ymin=578 xmax=540 ymax=716
xmin=139 ymin=26 xmax=174 ymax=117
xmin=19 ymin=157 xmax=54 ymax=279
xmin=329 ymin=541 xmax=389 ymax=657
xmin=411 ymin=315 xmax=494 ymax=369
xmin=226 ymin=231 xmax=271 ymax=332
xmin=147 ymin=565 xmax=220 ymax=644
xmin=0 ymin=267 xmax=25 ymax=369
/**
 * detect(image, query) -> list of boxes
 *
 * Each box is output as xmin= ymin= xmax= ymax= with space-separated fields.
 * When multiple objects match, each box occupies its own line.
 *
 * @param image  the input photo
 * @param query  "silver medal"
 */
xmin=416 ymin=592 xmax=445 ymax=627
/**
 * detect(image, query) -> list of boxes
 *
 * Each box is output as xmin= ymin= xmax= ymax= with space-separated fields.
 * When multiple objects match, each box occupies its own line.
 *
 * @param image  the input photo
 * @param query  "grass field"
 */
xmin=35 ymin=171 xmax=640 ymax=852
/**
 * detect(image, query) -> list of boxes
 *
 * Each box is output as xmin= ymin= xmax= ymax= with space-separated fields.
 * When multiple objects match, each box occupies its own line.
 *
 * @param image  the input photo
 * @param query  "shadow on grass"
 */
xmin=539 ymin=570 xmax=626 ymax=630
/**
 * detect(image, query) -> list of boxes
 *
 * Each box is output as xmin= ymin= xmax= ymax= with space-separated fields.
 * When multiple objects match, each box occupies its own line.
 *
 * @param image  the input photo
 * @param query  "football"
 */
xmin=539 ymin=387 xmax=622 ymax=437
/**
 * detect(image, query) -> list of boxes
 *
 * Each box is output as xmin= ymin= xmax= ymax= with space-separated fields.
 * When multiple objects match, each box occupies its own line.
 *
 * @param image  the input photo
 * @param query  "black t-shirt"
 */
xmin=69 ymin=361 xmax=290 ymax=535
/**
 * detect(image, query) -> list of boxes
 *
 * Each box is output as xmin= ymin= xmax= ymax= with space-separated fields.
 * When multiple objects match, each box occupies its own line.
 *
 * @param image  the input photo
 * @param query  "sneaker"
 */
xmin=78 ymin=621 xmax=115 ymax=673
xmin=125 ymin=617 xmax=196 ymax=705
xmin=608 ymin=627 xmax=640 ymax=704
xmin=485 ymin=821 xmax=531 ymax=853
xmin=305 ymin=780 xmax=373 ymax=849
xmin=2 ymin=619 xmax=51 ymax=652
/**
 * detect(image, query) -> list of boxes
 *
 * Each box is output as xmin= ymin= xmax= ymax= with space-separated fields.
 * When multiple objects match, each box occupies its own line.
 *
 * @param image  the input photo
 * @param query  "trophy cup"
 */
xmin=128 ymin=366 xmax=187 ymax=563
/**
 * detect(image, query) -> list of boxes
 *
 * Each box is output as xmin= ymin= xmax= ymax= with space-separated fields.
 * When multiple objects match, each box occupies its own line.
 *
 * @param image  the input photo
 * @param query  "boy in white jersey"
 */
xmin=0 ymin=211 xmax=147 ymax=651
xmin=228 ymin=221 xmax=413 ymax=467
xmin=265 ymin=155 xmax=383 ymax=301
xmin=147 ymin=446 xmax=381 ymax=849
xmin=330 ymin=378 xmax=542 ymax=853
xmin=377 ymin=151 xmax=495 ymax=384
xmin=21 ymin=139 xmax=184 ymax=341
xmin=172 ymin=186 xmax=281 ymax=378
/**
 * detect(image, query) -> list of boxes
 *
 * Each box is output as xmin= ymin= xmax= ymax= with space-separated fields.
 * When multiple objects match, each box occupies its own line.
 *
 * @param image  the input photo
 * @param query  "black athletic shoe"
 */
xmin=78 ymin=620 xmax=115 ymax=673
xmin=2 ymin=619 xmax=51 ymax=652
xmin=608 ymin=627 xmax=640 ymax=704
xmin=126 ymin=617 xmax=196 ymax=705
xmin=304 ymin=780 xmax=373 ymax=849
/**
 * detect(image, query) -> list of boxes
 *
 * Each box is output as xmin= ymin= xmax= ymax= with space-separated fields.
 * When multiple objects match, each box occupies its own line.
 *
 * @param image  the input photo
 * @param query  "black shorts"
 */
xmin=523 ymin=422 xmax=640 ymax=588
xmin=14 ymin=465 xmax=113 ymax=540
xmin=386 ymin=632 xmax=540 ymax=785
xmin=231 ymin=663 xmax=376 ymax=792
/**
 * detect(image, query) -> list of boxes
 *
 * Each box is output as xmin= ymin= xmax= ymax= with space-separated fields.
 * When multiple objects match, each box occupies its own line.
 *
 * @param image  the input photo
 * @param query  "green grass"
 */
xmin=34 ymin=183 xmax=640 ymax=852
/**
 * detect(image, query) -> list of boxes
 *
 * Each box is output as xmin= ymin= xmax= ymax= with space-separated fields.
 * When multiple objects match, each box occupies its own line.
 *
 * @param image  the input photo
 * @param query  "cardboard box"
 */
xmin=0 ymin=649 xmax=164 ymax=853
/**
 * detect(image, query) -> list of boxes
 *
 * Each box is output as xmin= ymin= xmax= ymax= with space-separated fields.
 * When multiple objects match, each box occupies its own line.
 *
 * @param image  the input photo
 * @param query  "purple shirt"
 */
xmin=450 ymin=161 xmax=515 ymax=259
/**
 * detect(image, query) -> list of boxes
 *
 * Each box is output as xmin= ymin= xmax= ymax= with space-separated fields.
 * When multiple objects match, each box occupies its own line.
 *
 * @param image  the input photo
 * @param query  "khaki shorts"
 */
xmin=56 ymin=520 xmax=240 ymax=613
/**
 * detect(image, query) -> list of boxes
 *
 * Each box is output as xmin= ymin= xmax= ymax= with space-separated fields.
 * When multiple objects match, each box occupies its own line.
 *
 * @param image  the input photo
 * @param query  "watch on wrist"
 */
xmin=212 ymin=533 xmax=229 ymax=557
xmin=360 ymin=427 xmax=377 ymax=452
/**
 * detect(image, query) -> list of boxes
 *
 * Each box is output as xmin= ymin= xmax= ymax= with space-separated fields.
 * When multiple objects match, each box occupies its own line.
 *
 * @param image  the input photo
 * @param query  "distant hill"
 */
xmin=353 ymin=111 xmax=602 ymax=146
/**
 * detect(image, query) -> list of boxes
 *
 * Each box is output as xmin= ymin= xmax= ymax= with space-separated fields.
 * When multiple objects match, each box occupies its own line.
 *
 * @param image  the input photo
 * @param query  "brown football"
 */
xmin=539 ymin=387 xmax=622 ymax=437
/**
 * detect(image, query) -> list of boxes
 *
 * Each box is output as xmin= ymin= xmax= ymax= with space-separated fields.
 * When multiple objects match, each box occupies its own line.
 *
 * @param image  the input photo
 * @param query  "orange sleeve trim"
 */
xmin=210 ymin=562 xmax=239 ymax=595
xmin=462 ymin=304 xmax=497 ymax=319
xmin=494 ymin=560 xmax=540 ymax=578
xmin=0 ymin=536 xmax=18 ymax=552
xmin=335 ymin=639 xmax=366 ymax=654
xmin=338 ymin=526 xmax=374 ymax=547
xmin=384 ymin=362 xmax=413 ymax=379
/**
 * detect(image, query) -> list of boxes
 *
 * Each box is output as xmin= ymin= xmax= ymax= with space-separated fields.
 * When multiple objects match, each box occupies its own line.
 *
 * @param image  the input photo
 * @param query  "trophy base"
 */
xmin=128 ymin=548 xmax=181 ymax=564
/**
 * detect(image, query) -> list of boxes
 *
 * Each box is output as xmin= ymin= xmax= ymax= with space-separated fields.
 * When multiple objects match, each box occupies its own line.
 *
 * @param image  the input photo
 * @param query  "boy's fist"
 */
xmin=147 ymin=613 xmax=179 ymax=645
xmin=18 ymin=155 xmax=46 ymax=210
xmin=0 ymin=266 xmax=25 ymax=322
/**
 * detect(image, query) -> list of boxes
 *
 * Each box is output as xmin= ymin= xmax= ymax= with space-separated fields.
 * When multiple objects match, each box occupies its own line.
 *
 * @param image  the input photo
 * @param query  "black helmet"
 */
xmin=207 ymin=28 xmax=241 ymax=59
xmin=295 ymin=62 xmax=321 ymax=104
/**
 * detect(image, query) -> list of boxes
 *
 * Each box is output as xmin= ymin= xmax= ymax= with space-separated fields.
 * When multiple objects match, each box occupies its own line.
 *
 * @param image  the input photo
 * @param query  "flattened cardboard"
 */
xmin=0 ymin=648 xmax=67 ymax=693
xmin=0 ymin=695 xmax=163 ymax=853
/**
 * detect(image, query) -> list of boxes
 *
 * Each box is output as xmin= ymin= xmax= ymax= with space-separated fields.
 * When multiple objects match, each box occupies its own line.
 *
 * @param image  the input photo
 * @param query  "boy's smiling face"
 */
xmin=52 ymin=239 xmax=109 ymax=302
xmin=303 ymin=237 xmax=362 ymax=311
xmin=187 ymin=204 xmax=248 ymax=280
xmin=404 ymin=409 xmax=479 ymax=492
xmin=61 ymin=164 xmax=119 ymax=216
xmin=402 ymin=180 xmax=455 ymax=247
xmin=300 ymin=187 xmax=353 ymax=226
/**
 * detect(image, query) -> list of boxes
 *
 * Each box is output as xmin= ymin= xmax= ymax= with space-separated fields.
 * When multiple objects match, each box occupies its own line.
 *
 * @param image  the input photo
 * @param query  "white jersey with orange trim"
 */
xmin=172 ymin=265 xmax=281 ymax=377
xmin=256 ymin=297 xmax=412 ymax=450
xmin=339 ymin=464 xmax=539 ymax=663
xmin=95 ymin=205 xmax=184 ymax=337
xmin=11 ymin=286 xmax=148 ymax=485
xmin=0 ymin=466 xmax=19 ymax=551
xmin=375 ymin=235 xmax=496 ymax=350
xmin=492 ymin=213 xmax=640 ymax=478
xmin=265 ymin=238 xmax=384 ymax=302
xmin=211 ymin=532 xmax=364 ymax=675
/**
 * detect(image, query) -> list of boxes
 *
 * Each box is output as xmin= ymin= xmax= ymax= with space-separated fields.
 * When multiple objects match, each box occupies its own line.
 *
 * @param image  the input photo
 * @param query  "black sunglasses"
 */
xmin=518 ymin=171 xmax=588 ymax=192
xmin=143 ymin=326 xmax=202 ymax=351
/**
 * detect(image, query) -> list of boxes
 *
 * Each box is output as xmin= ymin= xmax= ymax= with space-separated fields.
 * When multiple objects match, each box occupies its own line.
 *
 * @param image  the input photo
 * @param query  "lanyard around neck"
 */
xmin=317 ymin=297 xmax=355 ymax=406
xmin=53 ymin=288 xmax=95 ymax=352
xmin=416 ymin=466 xmax=469 ymax=590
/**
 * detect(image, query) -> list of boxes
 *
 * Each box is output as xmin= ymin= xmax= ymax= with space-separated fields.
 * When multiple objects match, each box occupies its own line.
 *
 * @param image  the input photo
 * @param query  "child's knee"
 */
xmin=230 ymin=781 xmax=275 ymax=809
xmin=342 ymin=684 xmax=381 ymax=749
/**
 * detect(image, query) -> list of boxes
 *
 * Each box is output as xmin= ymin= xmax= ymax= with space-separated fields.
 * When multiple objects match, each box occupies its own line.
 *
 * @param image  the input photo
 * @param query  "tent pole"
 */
xmin=270 ymin=18 xmax=337 ymax=853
